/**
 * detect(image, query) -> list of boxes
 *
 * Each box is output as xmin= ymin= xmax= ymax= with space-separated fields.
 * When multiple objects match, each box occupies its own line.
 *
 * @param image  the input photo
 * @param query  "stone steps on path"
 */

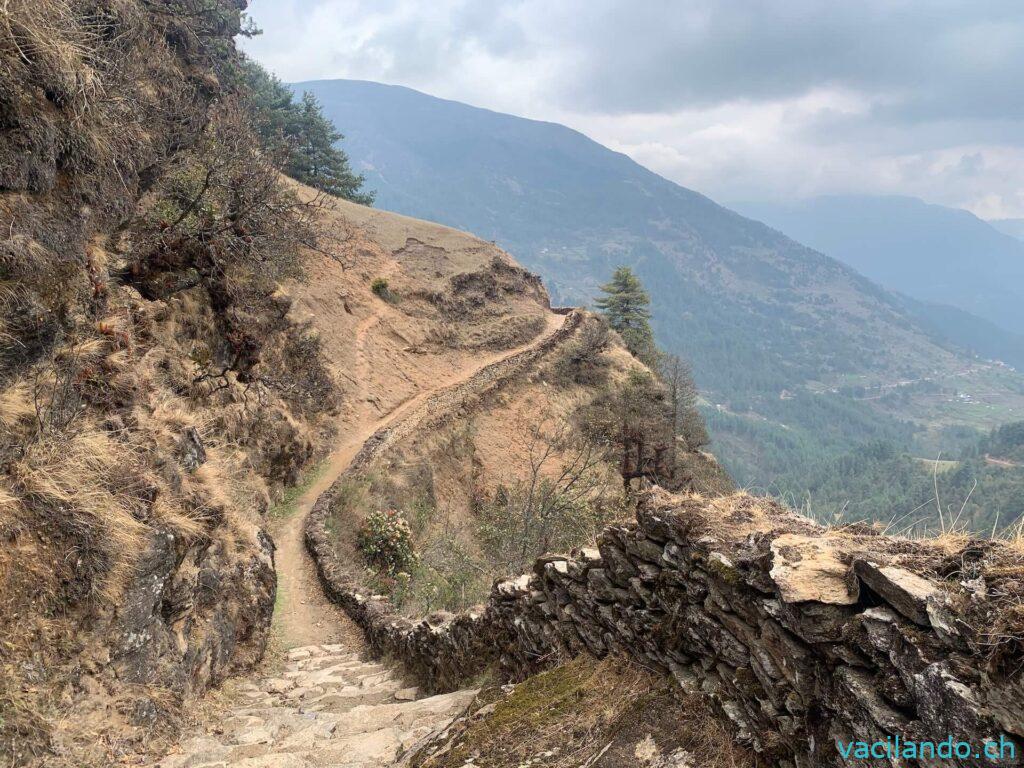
xmin=156 ymin=644 xmax=477 ymax=768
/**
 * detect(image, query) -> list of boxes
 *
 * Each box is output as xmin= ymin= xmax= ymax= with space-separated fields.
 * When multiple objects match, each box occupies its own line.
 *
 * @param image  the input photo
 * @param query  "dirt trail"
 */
xmin=154 ymin=311 xmax=568 ymax=768
xmin=985 ymin=454 xmax=1021 ymax=469
xmin=270 ymin=310 xmax=567 ymax=652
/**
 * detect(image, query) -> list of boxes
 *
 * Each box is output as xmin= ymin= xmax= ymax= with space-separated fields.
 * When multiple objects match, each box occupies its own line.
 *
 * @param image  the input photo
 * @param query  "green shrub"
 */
xmin=357 ymin=508 xmax=417 ymax=576
xmin=370 ymin=277 xmax=392 ymax=300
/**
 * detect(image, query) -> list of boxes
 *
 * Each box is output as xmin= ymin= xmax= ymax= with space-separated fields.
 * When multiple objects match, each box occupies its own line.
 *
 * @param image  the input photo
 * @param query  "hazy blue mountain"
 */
xmin=297 ymin=79 xmax=1024 ymax=484
xmin=733 ymin=195 xmax=1024 ymax=336
xmin=990 ymin=218 xmax=1024 ymax=242
xmin=896 ymin=294 xmax=1024 ymax=370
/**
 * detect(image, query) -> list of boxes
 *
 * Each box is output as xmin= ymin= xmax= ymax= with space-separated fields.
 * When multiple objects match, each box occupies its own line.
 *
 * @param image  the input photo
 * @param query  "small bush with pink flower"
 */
xmin=357 ymin=508 xmax=418 ymax=576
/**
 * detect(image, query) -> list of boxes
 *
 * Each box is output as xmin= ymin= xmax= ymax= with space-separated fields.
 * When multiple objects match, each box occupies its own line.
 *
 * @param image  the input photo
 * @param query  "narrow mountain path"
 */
xmin=154 ymin=311 xmax=568 ymax=768
xmin=985 ymin=454 xmax=1021 ymax=469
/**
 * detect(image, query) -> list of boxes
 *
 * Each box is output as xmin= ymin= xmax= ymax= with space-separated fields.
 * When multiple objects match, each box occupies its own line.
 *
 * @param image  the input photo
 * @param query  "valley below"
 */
xmin=300 ymin=78 xmax=1024 ymax=528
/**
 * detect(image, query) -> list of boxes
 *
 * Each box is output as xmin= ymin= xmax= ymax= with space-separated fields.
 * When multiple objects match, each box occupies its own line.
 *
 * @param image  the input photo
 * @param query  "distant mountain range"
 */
xmin=990 ymin=218 xmax=1024 ymax=242
xmin=733 ymin=195 xmax=1024 ymax=339
xmin=297 ymin=78 xmax=1024 ymax=484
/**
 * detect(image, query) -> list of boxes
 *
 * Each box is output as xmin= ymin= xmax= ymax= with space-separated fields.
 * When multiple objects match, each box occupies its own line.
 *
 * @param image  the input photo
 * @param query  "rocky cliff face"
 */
xmin=310 ymin=487 xmax=1024 ymax=767
xmin=0 ymin=3 xmax=334 ymax=764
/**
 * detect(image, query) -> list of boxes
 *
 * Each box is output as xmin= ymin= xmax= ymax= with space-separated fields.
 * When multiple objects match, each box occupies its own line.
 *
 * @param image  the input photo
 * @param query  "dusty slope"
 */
xmin=313 ymin=307 xmax=731 ymax=616
xmin=284 ymin=184 xmax=554 ymax=435
xmin=268 ymin=180 xmax=564 ymax=648
xmin=270 ymin=309 xmax=568 ymax=650
xmin=153 ymin=191 xmax=570 ymax=767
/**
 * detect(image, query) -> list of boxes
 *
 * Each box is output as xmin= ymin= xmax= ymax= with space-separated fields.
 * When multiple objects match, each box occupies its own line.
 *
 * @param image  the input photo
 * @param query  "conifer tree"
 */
xmin=594 ymin=266 xmax=656 ymax=364
xmin=287 ymin=92 xmax=374 ymax=204
xmin=236 ymin=57 xmax=374 ymax=205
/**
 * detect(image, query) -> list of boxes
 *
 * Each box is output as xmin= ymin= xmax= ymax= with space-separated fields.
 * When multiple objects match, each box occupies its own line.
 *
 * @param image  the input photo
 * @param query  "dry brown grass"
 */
xmin=0 ymin=0 xmax=149 ymax=178
xmin=0 ymin=483 xmax=18 ymax=513
xmin=10 ymin=426 xmax=148 ymax=602
xmin=411 ymin=655 xmax=755 ymax=768
xmin=0 ymin=381 xmax=35 ymax=430
xmin=0 ymin=0 xmax=104 ymax=108
xmin=0 ymin=1 xmax=326 ymax=763
xmin=0 ymin=291 xmax=331 ymax=762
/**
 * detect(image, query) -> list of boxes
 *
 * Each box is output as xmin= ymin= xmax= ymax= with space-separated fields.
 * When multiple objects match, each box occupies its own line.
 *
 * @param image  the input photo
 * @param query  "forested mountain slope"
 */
xmin=294 ymin=78 xmax=1024 ymax=487
xmin=735 ymin=195 xmax=1024 ymax=337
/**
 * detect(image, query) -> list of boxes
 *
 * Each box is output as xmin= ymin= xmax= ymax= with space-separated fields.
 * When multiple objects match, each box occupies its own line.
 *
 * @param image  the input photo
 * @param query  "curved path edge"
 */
xmin=305 ymin=310 xmax=583 ymax=693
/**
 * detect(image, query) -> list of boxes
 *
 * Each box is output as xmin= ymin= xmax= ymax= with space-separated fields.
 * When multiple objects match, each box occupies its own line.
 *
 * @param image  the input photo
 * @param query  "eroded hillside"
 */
xmin=308 ymin=303 xmax=730 ymax=617
xmin=0 ymin=2 xmax=320 ymax=763
xmin=284 ymin=184 xmax=555 ymax=436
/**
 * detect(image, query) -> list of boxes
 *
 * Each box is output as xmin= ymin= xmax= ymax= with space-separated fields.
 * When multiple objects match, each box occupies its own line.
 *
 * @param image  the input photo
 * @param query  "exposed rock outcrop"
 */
xmin=111 ymin=526 xmax=276 ymax=703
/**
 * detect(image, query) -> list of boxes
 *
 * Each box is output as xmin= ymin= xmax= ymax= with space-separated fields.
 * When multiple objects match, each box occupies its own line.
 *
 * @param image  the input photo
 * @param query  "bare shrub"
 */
xmin=0 ymin=0 xmax=247 ymax=381
xmin=478 ymin=410 xmax=622 ymax=576
xmin=128 ymin=100 xmax=333 ymax=397
xmin=578 ymin=365 xmax=718 ymax=494
xmin=658 ymin=352 xmax=708 ymax=450
xmin=579 ymin=368 xmax=677 ymax=489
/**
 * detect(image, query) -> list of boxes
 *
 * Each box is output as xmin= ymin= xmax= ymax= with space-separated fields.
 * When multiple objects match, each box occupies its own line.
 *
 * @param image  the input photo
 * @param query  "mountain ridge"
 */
xmin=733 ymin=194 xmax=1024 ymax=337
xmin=292 ymin=77 xmax=1024 ymax=484
xmin=989 ymin=217 xmax=1024 ymax=242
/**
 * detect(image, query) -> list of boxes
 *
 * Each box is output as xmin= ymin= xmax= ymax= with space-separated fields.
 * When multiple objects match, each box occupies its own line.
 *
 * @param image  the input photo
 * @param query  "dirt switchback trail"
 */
xmin=152 ymin=311 xmax=569 ymax=768
xmin=268 ymin=289 xmax=394 ymax=652
xmin=272 ymin=310 xmax=566 ymax=651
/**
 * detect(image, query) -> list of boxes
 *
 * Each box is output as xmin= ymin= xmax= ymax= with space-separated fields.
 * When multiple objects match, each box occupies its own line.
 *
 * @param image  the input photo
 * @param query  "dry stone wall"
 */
xmin=310 ymin=484 xmax=1024 ymax=767
xmin=485 ymin=493 xmax=1024 ymax=767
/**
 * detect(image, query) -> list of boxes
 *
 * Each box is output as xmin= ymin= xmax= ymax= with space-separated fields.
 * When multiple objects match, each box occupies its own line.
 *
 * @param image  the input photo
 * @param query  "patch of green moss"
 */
xmin=707 ymin=553 xmax=742 ymax=586
xmin=422 ymin=659 xmax=596 ymax=766
xmin=269 ymin=460 xmax=327 ymax=521
xmin=483 ymin=659 xmax=592 ymax=732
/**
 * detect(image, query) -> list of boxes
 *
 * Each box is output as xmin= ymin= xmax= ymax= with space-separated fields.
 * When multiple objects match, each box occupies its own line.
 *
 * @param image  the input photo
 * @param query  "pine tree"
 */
xmin=287 ymin=92 xmax=374 ymax=205
xmin=594 ymin=266 xmax=656 ymax=364
xmin=236 ymin=57 xmax=374 ymax=205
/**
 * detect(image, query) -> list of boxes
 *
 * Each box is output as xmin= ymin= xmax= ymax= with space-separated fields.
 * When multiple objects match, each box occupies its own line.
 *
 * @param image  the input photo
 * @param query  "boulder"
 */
xmin=769 ymin=535 xmax=859 ymax=605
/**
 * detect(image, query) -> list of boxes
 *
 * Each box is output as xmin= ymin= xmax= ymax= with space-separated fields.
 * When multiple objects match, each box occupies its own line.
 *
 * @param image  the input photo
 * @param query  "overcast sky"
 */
xmin=241 ymin=1 xmax=1024 ymax=219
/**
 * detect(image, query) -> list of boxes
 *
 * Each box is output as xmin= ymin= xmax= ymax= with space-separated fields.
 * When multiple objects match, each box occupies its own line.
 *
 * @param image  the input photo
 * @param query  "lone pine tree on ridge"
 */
xmin=595 ymin=266 xmax=657 ymax=365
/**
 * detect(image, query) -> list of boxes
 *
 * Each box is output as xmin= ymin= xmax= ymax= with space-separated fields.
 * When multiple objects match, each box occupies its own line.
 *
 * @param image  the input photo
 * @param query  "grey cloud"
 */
xmin=552 ymin=0 xmax=1024 ymax=119
xmin=242 ymin=0 xmax=1024 ymax=216
xmin=245 ymin=1 xmax=1024 ymax=120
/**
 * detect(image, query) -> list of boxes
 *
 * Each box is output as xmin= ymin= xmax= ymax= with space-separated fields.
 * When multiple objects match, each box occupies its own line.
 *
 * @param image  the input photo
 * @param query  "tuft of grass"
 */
xmin=11 ymin=426 xmax=148 ymax=603
xmin=269 ymin=460 xmax=327 ymax=521
xmin=0 ymin=382 xmax=37 ymax=430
